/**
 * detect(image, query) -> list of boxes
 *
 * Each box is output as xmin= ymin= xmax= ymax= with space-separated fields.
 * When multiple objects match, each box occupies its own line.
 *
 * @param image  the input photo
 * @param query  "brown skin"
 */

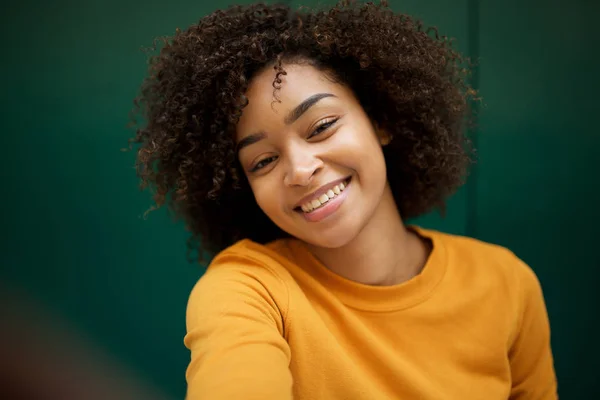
xmin=237 ymin=63 xmax=428 ymax=285
xmin=129 ymin=1 xmax=476 ymax=263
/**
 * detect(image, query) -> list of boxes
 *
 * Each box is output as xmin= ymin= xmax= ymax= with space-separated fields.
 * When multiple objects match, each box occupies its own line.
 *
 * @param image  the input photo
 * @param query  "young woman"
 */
xmin=131 ymin=1 xmax=557 ymax=398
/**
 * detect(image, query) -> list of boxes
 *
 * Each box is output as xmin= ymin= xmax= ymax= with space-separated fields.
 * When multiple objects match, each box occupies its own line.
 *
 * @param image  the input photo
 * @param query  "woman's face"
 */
xmin=236 ymin=62 xmax=390 ymax=248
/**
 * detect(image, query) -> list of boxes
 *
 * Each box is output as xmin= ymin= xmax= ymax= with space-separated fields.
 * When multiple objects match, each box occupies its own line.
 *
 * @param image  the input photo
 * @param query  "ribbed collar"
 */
xmin=286 ymin=226 xmax=448 ymax=312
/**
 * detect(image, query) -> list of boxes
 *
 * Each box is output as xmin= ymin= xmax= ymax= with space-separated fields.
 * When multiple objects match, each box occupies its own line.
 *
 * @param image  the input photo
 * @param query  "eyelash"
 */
xmin=308 ymin=117 xmax=339 ymax=139
xmin=250 ymin=117 xmax=339 ymax=172
xmin=250 ymin=156 xmax=278 ymax=172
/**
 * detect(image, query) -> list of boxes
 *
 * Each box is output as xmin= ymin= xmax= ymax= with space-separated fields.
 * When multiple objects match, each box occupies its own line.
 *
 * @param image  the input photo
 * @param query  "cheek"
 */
xmin=249 ymin=178 xmax=285 ymax=218
xmin=332 ymin=127 xmax=385 ymax=169
xmin=338 ymin=133 xmax=388 ymax=194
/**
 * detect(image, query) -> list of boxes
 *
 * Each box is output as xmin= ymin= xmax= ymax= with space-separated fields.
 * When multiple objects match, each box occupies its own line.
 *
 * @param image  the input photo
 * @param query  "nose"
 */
xmin=283 ymin=145 xmax=324 ymax=187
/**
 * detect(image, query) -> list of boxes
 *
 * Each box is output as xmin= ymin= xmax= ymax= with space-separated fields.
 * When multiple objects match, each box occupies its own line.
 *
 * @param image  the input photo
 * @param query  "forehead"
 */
xmin=236 ymin=63 xmax=347 ymax=136
xmin=247 ymin=63 xmax=337 ymax=104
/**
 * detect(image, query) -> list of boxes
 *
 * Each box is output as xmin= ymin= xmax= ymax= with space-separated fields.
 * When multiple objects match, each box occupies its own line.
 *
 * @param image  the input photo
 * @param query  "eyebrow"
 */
xmin=284 ymin=92 xmax=336 ymax=125
xmin=236 ymin=131 xmax=266 ymax=154
xmin=236 ymin=92 xmax=337 ymax=154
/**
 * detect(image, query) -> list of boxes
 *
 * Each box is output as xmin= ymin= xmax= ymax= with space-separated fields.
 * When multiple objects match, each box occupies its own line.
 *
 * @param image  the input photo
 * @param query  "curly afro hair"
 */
xmin=130 ymin=0 xmax=476 ymax=261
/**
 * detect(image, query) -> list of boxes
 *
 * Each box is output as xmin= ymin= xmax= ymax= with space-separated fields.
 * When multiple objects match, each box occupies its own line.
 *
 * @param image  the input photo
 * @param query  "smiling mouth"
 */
xmin=294 ymin=177 xmax=352 ymax=214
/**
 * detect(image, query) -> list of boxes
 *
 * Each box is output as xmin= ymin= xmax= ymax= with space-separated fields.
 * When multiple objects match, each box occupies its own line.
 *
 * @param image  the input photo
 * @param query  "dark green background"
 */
xmin=2 ymin=0 xmax=598 ymax=398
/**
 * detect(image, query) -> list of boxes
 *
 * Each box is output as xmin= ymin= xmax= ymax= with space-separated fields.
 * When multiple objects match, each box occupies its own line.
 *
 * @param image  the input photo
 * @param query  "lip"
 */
xmin=300 ymin=180 xmax=350 ymax=223
xmin=293 ymin=176 xmax=351 ymax=210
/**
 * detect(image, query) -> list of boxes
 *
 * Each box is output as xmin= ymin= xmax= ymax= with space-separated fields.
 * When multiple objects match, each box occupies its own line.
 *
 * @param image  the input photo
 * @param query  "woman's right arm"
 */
xmin=184 ymin=257 xmax=293 ymax=399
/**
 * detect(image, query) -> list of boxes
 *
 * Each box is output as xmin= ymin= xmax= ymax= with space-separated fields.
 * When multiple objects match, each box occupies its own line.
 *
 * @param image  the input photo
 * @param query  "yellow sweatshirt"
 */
xmin=184 ymin=227 xmax=557 ymax=399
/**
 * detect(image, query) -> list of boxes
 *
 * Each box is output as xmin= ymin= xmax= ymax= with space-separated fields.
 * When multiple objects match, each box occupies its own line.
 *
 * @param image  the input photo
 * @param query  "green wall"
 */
xmin=2 ymin=0 xmax=598 ymax=398
xmin=474 ymin=1 xmax=600 ymax=397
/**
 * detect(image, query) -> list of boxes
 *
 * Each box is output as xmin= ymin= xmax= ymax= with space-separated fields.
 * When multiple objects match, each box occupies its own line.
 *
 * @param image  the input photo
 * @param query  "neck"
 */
xmin=306 ymin=183 xmax=430 ymax=286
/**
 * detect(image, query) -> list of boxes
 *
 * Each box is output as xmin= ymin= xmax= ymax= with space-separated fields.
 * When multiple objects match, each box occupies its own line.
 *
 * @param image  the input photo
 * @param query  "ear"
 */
xmin=375 ymin=124 xmax=392 ymax=146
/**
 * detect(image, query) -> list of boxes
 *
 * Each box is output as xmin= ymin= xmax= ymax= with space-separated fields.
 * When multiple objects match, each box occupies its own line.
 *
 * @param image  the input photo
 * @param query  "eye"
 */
xmin=307 ymin=117 xmax=339 ymax=139
xmin=250 ymin=155 xmax=278 ymax=172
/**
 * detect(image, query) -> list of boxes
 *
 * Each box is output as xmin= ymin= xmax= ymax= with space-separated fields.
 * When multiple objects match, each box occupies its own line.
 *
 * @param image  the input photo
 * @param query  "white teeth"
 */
xmin=300 ymin=180 xmax=349 ymax=213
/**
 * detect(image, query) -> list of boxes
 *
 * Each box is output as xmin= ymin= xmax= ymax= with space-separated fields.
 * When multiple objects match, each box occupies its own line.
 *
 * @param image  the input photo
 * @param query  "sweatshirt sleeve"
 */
xmin=509 ymin=259 xmax=558 ymax=399
xmin=183 ymin=252 xmax=293 ymax=400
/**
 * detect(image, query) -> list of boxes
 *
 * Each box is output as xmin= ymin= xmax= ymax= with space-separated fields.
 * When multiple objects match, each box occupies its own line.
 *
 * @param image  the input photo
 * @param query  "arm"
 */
xmin=184 ymin=256 xmax=293 ymax=400
xmin=509 ymin=260 xmax=558 ymax=399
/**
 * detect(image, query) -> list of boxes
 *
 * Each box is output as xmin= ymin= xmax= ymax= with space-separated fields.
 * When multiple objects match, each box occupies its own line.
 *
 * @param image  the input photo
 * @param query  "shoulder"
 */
xmin=421 ymin=227 xmax=547 ymax=338
xmin=418 ymin=226 xmax=542 ymax=290
xmin=209 ymin=238 xmax=297 ymax=272
xmin=426 ymin=227 xmax=517 ymax=258
xmin=186 ymin=239 xmax=295 ymax=326
xmin=200 ymin=238 xmax=297 ymax=288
